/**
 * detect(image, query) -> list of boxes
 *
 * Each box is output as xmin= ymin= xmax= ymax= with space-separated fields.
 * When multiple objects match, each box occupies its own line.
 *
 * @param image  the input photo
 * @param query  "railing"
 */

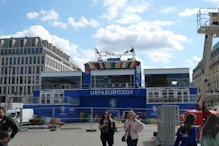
xmin=41 ymin=82 xmax=145 ymax=90
xmin=32 ymin=96 xmax=79 ymax=105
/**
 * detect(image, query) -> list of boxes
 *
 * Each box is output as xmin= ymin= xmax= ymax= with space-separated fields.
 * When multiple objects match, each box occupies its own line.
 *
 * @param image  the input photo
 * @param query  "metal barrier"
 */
xmin=16 ymin=106 xmax=189 ymax=134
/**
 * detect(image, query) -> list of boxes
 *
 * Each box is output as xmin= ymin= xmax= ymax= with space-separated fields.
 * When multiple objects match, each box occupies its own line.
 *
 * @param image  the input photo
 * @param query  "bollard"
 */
xmin=19 ymin=108 xmax=28 ymax=132
xmin=86 ymin=107 xmax=96 ymax=132
xmin=50 ymin=107 xmax=56 ymax=131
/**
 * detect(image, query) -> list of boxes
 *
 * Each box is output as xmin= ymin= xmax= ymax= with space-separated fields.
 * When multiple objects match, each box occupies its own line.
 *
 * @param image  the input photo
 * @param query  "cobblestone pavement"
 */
xmin=8 ymin=123 xmax=200 ymax=146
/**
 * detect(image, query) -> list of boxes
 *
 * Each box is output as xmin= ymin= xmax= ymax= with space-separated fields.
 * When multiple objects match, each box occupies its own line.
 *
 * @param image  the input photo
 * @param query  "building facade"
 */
xmin=193 ymin=42 xmax=219 ymax=107
xmin=0 ymin=37 xmax=79 ymax=107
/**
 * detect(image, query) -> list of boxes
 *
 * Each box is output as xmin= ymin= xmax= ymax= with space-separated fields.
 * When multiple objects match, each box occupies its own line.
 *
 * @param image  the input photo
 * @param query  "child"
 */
xmin=0 ymin=131 xmax=9 ymax=146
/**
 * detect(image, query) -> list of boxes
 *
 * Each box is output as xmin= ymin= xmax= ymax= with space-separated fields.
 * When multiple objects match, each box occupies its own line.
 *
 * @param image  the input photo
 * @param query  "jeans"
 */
xmin=127 ymin=136 xmax=138 ymax=146
xmin=101 ymin=133 xmax=113 ymax=146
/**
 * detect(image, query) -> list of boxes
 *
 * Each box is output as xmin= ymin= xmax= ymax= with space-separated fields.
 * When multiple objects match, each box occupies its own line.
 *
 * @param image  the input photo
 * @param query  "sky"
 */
xmin=0 ymin=0 xmax=219 ymax=80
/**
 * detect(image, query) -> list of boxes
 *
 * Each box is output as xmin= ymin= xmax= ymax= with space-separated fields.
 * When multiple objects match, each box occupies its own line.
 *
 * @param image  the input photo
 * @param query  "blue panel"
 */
xmin=190 ymin=88 xmax=197 ymax=94
xmin=80 ymin=96 xmax=146 ymax=108
xmin=33 ymin=90 xmax=40 ymax=97
xmin=83 ymin=72 xmax=90 ymax=84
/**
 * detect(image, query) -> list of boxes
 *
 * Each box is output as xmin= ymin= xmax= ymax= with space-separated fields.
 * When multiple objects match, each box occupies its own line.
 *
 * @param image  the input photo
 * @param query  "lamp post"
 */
xmin=2 ymin=66 xmax=11 ymax=111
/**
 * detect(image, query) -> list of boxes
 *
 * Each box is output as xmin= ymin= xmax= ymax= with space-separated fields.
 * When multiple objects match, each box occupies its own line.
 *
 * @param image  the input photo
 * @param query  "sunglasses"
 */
xmin=128 ymin=115 xmax=133 ymax=117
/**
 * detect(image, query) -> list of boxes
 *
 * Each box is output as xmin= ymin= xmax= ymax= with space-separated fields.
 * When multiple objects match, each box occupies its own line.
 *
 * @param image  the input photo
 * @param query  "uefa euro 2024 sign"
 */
xmin=90 ymin=89 xmax=134 ymax=96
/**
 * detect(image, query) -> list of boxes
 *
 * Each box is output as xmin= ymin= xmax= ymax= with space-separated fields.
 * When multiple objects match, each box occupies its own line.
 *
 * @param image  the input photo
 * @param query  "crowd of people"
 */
xmin=1 ymin=105 xmax=219 ymax=146
xmin=174 ymin=113 xmax=219 ymax=146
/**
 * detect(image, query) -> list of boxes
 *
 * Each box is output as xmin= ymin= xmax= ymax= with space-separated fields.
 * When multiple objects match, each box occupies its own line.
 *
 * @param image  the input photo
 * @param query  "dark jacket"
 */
xmin=0 ymin=116 xmax=18 ymax=138
xmin=174 ymin=126 xmax=197 ymax=146
xmin=0 ymin=142 xmax=6 ymax=146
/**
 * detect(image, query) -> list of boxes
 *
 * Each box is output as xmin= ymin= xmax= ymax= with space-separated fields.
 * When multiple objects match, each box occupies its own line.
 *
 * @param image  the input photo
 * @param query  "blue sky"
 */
xmin=0 ymin=0 xmax=219 ymax=78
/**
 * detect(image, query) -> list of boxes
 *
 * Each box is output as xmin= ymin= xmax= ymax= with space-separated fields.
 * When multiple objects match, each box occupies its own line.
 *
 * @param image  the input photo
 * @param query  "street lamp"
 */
xmin=2 ymin=66 xmax=11 ymax=111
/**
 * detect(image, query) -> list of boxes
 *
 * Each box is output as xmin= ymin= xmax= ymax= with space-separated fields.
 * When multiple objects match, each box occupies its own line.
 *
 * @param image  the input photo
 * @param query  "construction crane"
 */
xmin=185 ymin=8 xmax=219 ymax=138
xmin=95 ymin=47 xmax=135 ymax=61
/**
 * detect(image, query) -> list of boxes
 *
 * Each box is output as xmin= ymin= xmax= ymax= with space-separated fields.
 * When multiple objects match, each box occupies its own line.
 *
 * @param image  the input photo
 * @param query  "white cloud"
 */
xmin=114 ymin=14 xmax=142 ymax=24
xmin=68 ymin=17 xmax=99 ymax=29
xmin=150 ymin=20 xmax=174 ymax=26
xmin=40 ymin=9 xmax=59 ymax=21
xmin=203 ymin=0 xmax=219 ymax=5
xmin=51 ymin=21 xmax=68 ymax=29
xmin=161 ymin=7 xmax=176 ymax=14
xmin=146 ymin=51 xmax=172 ymax=63
xmin=93 ymin=22 xmax=188 ymax=52
xmin=179 ymin=8 xmax=199 ymax=17
xmin=102 ymin=0 xmax=148 ymax=24
xmin=101 ymin=0 xmax=127 ymax=21
xmin=27 ymin=12 xmax=39 ymax=19
xmin=186 ymin=56 xmax=201 ymax=66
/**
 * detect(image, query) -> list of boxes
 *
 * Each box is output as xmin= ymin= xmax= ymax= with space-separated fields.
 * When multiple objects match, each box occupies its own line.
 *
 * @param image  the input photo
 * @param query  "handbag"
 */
xmin=121 ymin=135 xmax=125 ymax=142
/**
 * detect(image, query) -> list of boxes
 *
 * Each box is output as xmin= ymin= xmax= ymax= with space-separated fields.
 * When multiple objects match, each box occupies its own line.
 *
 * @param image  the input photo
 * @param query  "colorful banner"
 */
xmin=84 ymin=61 xmax=140 ymax=73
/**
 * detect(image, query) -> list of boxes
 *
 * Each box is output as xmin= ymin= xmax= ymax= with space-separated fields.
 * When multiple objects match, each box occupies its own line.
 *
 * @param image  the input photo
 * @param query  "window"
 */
xmin=33 ymin=66 xmax=35 ymax=74
xmin=41 ymin=56 xmax=44 ymax=64
xmin=20 ymin=40 xmax=24 ymax=47
xmin=36 ymin=48 xmax=38 ymax=53
xmin=28 ymin=66 xmax=31 ymax=74
xmin=20 ymin=67 xmax=23 ymax=74
xmin=38 ymin=56 xmax=40 ymax=64
xmin=41 ymin=66 xmax=44 ymax=72
xmin=18 ymin=58 xmax=20 ymax=65
xmin=2 ymin=58 xmax=4 ymax=65
xmin=5 ymin=58 xmax=8 ymax=65
xmin=24 ymin=49 xmax=27 ymax=54
xmin=32 ymin=48 xmax=34 ymax=54
xmin=17 ymin=67 xmax=19 ymax=74
xmin=21 ymin=57 xmax=24 ymax=64
xmin=14 ymin=57 xmax=16 ymax=65
xmin=32 ymin=76 xmax=35 ymax=84
xmin=25 ymin=67 xmax=27 ymax=74
xmin=36 ymin=76 xmax=39 ymax=84
xmin=20 ymin=76 xmax=23 ymax=84
xmin=26 ymin=57 xmax=28 ymax=64
xmin=12 ymin=67 xmax=15 ymax=74
xmin=28 ymin=76 xmax=31 ymax=83
xmin=41 ymin=94 xmax=45 ymax=104
xmin=1 ymin=50 xmax=4 ymax=55
xmin=40 ymin=48 xmax=43 ymax=53
xmin=16 ymin=49 xmax=19 ymax=55
xmin=36 ymin=66 xmax=40 ymax=74
xmin=9 ymin=40 xmax=12 ymax=48
xmin=9 ymin=58 xmax=12 ymax=65
xmin=28 ymin=48 xmax=31 ymax=54
xmin=32 ymin=39 xmax=35 ymax=47
xmin=34 ymin=57 xmax=36 ymax=64
xmin=20 ymin=49 xmax=23 ymax=54
xmin=30 ymin=57 xmax=32 ymax=64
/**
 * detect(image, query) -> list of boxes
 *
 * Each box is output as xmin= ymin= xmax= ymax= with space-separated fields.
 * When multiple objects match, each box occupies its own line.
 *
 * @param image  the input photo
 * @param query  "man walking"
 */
xmin=0 ymin=107 xmax=18 ymax=145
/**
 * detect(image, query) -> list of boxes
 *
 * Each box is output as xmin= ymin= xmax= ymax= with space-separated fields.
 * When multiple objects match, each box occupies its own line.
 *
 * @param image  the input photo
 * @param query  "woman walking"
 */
xmin=174 ymin=113 xmax=198 ymax=146
xmin=123 ymin=110 xmax=144 ymax=146
xmin=99 ymin=111 xmax=115 ymax=146
xmin=200 ymin=114 xmax=219 ymax=146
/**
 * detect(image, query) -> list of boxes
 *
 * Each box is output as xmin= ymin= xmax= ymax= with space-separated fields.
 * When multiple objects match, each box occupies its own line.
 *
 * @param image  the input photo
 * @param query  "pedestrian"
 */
xmin=174 ymin=113 xmax=198 ymax=146
xmin=200 ymin=114 xmax=219 ymax=146
xmin=0 ymin=132 xmax=9 ymax=146
xmin=123 ymin=110 xmax=144 ymax=146
xmin=99 ymin=111 xmax=116 ymax=146
xmin=0 ymin=107 xmax=18 ymax=145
